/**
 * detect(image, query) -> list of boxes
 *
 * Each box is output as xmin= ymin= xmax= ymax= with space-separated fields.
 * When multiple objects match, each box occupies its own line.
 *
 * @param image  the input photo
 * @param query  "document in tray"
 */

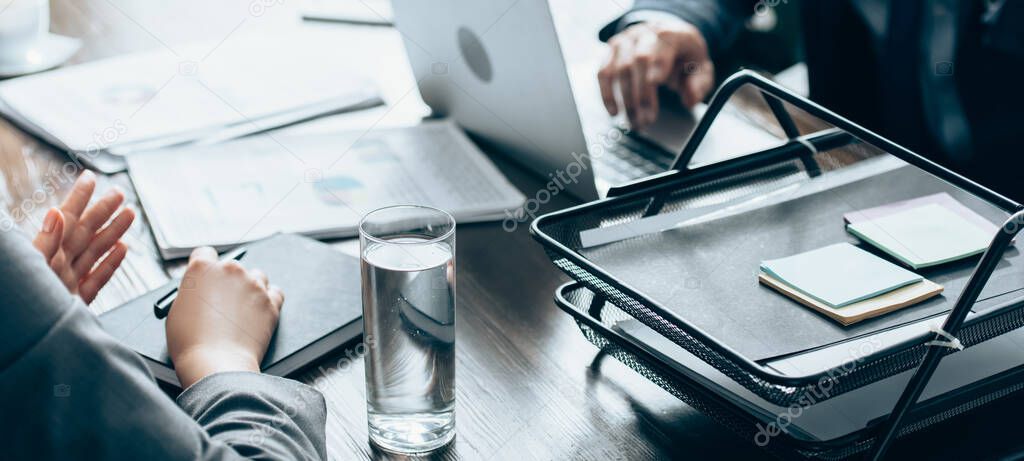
xmin=0 ymin=29 xmax=381 ymax=157
xmin=127 ymin=121 xmax=526 ymax=259
xmin=845 ymin=194 xmax=996 ymax=269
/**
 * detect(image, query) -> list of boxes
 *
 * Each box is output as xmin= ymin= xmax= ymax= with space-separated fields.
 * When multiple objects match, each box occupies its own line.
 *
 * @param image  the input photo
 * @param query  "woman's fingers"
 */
xmin=249 ymin=268 xmax=269 ymax=288
xmin=65 ymin=187 xmax=125 ymax=257
xmin=189 ymin=246 xmax=218 ymax=264
xmin=267 ymin=284 xmax=284 ymax=311
xmin=32 ymin=207 xmax=65 ymax=262
xmin=48 ymin=251 xmax=74 ymax=286
xmin=71 ymin=207 xmax=135 ymax=276
xmin=46 ymin=170 xmax=136 ymax=303
xmin=59 ymin=170 xmax=96 ymax=221
xmin=78 ymin=241 xmax=128 ymax=304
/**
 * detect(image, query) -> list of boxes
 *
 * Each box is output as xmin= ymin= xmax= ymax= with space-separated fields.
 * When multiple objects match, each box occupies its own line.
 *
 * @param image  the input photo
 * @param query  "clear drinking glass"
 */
xmin=359 ymin=205 xmax=456 ymax=453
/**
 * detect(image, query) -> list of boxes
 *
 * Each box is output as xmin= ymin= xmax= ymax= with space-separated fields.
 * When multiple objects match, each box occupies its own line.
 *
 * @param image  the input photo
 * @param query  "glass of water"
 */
xmin=359 ymin=205 xmax=456 ymax=453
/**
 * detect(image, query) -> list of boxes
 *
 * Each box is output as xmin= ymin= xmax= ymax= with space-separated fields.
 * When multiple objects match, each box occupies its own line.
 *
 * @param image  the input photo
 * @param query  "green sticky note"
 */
xmin=847 ymin=203 xmax=992 ymax=269
xmin=761 ymin=243 xmax=922 ymax=308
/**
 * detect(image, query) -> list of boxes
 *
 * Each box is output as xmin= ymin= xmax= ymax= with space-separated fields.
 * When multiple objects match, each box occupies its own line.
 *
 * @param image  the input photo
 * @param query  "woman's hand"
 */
xmin=32 ymin=170 xmax=136 ymax=304
xmin=166 ymin=246 xmax=285 ymax=388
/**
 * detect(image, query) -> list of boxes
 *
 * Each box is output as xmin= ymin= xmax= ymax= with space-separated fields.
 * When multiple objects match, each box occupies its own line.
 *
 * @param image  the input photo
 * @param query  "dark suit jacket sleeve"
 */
xmin=599 ymin=0 xmax=755 ymax=59
xmin=0 ymin=228 xmax=326 ymax=461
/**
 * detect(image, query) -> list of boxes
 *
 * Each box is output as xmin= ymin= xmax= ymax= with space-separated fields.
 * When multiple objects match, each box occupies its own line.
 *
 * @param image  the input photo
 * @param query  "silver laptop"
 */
xmin=390 ymin=0 xmax=694 ymax=200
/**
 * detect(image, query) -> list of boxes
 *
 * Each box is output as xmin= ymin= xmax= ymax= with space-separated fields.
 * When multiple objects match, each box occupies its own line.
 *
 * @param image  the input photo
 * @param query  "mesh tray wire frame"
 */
xmin=531 ymin=70 xmax=1024 ymax=408
xmin=544 ymin=243 xmax=1024 ymax=408
xmin=557 ymin=282 xmax=1024 ymax=460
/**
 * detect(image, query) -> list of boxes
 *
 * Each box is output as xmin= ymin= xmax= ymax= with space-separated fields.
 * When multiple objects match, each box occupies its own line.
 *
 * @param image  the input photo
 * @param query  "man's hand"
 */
xmin=32 ymin=170 xmax=136 ymax=304
xmin=167 ymin=247 xmax=285 ymax=388
xmin=598 ymin=18 xmax=714 ymax=129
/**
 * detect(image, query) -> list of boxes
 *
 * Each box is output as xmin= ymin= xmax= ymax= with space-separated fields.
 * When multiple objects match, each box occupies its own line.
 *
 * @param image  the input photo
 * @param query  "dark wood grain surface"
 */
xmin=4 ymin=1 xmax=1024 ymax=459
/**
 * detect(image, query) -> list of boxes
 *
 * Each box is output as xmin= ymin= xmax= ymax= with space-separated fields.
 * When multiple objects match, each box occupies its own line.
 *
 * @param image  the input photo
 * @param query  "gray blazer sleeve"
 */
xmin=599 ymin=0 xmax=756 ymax=59
xmin=0 ymin=229 xmax=327 ymax=460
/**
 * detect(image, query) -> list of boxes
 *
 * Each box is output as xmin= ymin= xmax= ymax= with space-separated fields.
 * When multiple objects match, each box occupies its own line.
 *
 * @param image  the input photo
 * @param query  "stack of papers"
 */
xmin=0 ymin=29 xmax=382 ymax=162
xmin=759 ymin=243 xmax=943 ymax=325
xmin=127 ymin=120 xmax=526 ymax=259
xmin=845 ymin=193 xmax=996 ymax=269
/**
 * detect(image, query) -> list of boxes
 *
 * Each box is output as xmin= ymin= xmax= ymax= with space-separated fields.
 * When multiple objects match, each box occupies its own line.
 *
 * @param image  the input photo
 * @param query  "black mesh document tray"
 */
xmin=532 ymin=71 xmax=1024 ymax=459
xmin=555 ymin=281 xmax=1024 ymax=460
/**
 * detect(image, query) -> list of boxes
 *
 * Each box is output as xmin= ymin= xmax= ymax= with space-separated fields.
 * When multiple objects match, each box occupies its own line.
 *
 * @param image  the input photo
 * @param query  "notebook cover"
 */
xmin=99 ymin=233 xmax=363 ymax=387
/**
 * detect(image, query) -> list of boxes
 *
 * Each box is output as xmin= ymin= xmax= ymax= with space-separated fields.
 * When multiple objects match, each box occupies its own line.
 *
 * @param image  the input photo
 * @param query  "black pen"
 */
xmin=153 ymin=246 xmax=248 ymax=319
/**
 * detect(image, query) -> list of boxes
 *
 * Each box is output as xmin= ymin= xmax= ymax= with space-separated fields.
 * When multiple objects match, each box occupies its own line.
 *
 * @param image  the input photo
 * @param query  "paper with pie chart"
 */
xmin=128 ymin=120 xmax=526 ymax=259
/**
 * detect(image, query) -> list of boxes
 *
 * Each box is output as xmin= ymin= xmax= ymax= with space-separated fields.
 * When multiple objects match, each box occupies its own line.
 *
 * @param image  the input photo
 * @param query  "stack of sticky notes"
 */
xmin=844 ymin=193 xmax=996 ymax=269
xmin=759 ymin=243 xmax=943 ymax=325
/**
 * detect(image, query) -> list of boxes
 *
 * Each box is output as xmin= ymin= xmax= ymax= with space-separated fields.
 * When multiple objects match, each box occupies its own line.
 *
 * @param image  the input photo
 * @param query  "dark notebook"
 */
xmin=100 ymin=233 xmax=363 ymax=387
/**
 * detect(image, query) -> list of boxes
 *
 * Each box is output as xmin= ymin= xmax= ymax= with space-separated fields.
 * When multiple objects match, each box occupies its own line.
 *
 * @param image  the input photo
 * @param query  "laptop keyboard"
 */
xmin=594 ymin=129 xmax=676 ymax=184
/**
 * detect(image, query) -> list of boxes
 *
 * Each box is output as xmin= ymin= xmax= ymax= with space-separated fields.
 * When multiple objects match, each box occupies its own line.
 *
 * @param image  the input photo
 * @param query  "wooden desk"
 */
xmin=3 ymin=1 xmax=1024 ymax=459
